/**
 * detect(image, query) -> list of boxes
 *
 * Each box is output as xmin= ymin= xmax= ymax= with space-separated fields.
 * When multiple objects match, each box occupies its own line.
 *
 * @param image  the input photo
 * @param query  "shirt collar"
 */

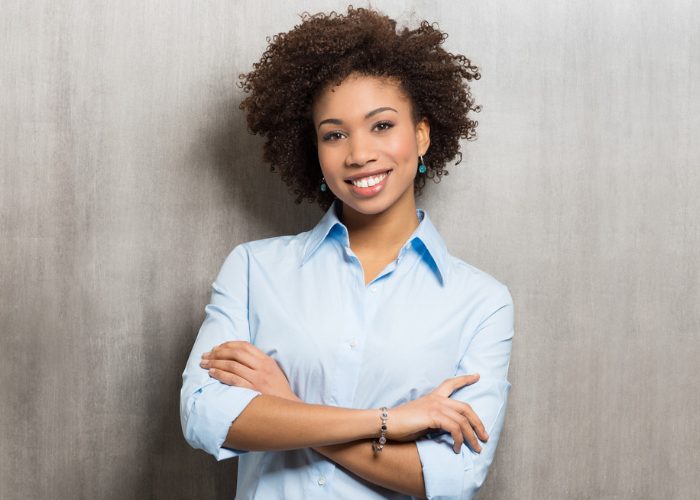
xmin=300 ymin=199 xmax=449 ymax=286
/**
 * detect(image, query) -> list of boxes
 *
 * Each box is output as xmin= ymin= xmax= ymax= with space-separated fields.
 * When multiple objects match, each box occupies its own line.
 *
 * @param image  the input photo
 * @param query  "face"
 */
xmin=312 ymin=73 xmax=430 ymax=216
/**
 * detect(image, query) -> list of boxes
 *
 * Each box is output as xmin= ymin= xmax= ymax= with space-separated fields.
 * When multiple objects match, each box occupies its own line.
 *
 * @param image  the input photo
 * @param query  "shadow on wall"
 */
xmin=198 ymin=93 xmax=325 ymax=235
xmin=114 ymin=91 xmax=322 ymax=498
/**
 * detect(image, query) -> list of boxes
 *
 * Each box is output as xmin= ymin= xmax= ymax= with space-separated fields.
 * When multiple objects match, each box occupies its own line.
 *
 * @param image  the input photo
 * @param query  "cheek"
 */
xmin=385 ymin=131 xmax=417 ymax=165
xmin=317 ymin=145 xmax=342 ymax=172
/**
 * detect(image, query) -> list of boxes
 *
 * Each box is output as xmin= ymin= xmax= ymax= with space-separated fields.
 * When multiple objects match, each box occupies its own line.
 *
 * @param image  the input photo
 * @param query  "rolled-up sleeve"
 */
xmin=180 ymin=243 xmax=262 ymax=460
xmin=415 ymin=286 xmax=515 ymax=499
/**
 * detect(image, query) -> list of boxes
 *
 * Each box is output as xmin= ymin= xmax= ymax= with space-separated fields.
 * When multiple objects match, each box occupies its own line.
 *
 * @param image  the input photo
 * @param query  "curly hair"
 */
xmin=238 ymin=6 xmax=481 ymax=212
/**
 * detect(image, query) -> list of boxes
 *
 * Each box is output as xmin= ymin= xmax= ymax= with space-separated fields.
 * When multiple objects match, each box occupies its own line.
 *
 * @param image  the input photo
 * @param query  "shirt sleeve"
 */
xmin=179 ymin=243 xmax=262 ymax=461
xmin=415 ymin=285 xmax=515 ymax=499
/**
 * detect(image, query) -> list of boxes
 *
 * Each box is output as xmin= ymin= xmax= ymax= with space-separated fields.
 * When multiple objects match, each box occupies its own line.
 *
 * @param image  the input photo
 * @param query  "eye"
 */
xmin=321 ymin=131 xmax=345 ymax=142
xmin=373 ymin=121 xmax=394 ymax=132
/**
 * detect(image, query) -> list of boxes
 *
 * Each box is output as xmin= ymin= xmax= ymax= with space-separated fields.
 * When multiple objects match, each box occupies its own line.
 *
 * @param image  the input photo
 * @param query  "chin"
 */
xmin=341 ymin=193 xmax=403 ymax=216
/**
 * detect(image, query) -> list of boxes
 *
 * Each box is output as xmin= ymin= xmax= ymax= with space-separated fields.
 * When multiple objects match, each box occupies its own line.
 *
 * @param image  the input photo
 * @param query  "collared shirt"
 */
xmin=180 ymin=199 xmax=514 ymax=500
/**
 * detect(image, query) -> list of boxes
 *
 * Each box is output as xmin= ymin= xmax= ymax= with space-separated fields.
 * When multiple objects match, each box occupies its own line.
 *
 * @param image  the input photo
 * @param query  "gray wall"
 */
xmin=1 ymin=1 xmax=698 ymax=498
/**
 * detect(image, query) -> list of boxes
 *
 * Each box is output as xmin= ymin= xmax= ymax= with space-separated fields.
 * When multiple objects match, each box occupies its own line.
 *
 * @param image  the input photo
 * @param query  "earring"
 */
xmin=418 ymin=155 xmax=427 ymax=174
xmin=320 ymin=177 xmax=328 ymax=192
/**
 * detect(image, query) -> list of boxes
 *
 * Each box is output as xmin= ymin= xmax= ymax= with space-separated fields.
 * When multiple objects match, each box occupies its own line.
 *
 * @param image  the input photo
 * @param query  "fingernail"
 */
xmin=200 ymin=360 xmax=209 ymax=367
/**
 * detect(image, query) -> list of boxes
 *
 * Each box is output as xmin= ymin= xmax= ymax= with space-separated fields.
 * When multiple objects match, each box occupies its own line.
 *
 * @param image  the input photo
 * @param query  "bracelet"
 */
xmin=372 ymin=406 xmax=389 ymax=454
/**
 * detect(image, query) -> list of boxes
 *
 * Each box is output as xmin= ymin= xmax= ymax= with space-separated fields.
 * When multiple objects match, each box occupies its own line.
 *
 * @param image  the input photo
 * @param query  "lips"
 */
xmin=346 ymin=169 xmax=392 ymax=198
xmin=345 ymin=169 xmax=393 ymax=183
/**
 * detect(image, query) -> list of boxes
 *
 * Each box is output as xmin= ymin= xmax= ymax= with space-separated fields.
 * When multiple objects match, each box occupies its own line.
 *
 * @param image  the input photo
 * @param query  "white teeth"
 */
xmin=351 ymin=172 xmax=388 ymax=188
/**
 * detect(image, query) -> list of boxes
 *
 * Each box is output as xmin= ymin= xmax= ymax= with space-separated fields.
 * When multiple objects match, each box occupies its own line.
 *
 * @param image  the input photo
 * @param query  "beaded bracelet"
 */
xmin=372 ymin=406 xmax=389 ymax=454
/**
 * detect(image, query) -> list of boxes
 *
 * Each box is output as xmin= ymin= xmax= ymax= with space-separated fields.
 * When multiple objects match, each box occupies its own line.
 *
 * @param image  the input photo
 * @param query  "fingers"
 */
xmin=218 ymin=340 xmax=254 ymax=350
xmin=202 ymin=341 xmax=256 ymax=358
xmin=433 ymin=374 xmax=480 ymax=398
xmin=443 ymin=406 xmax=482 ymax=454
xmin=214 ymin=347 xmax=259 ymax=369
xmin=435 ymin=406 xmax=485 ymax=454
xmin=445 ymin=398 xmax=489 ymax=443
xmin=428 ymin=375 xmax=488 ymax=454
xmin=208 ymin=367 xmax=255 ymax=389
xmin=204 ymin=358 xmax=257 ymax=382
xmin=219 ymin=340 xmax=267 ymax=359
xmin=202 ymin=343 xmax=260 ymax=370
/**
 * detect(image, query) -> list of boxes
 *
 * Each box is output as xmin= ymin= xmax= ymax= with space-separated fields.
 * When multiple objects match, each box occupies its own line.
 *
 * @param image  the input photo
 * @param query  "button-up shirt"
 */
xmin=180 ymin=199 xmax=515 ymax=499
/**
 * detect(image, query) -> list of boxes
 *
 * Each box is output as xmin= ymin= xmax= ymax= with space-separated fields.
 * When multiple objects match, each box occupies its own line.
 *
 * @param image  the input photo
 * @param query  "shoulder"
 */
xmin=214 ymin=232 xmax=307 ymax=289
xmin=445 ymin=253 xmax=513 ymax=309
xmin=221 ymin=230 xmax=311 ymax=268
xmin=239 ymin=233 xmax=300 ymax=256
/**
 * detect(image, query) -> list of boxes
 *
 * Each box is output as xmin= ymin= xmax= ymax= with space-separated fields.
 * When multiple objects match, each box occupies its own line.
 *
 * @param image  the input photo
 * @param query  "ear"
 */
xmin=415 ymin=117 xmax=431 ymax=156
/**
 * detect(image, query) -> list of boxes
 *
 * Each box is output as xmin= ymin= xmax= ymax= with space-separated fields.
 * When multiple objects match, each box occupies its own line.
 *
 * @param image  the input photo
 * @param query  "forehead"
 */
xmin=312 ymin=74 xmax=411 ymax=121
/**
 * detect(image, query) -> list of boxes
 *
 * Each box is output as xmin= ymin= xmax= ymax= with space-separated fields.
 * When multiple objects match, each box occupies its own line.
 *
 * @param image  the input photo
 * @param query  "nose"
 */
xmin=345 ymin=134 xmax=377 ymax=167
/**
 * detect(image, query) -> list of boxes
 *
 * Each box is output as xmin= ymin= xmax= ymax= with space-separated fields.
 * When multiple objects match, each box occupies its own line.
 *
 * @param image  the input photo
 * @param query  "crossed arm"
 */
xmin=199 ymin=341 xmax=490 ymax=499
xmin=201 ymin=349 xmax=434 ymax=498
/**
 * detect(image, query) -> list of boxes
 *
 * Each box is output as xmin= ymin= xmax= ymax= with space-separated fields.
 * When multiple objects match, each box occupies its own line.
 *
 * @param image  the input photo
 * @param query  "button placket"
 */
xmin=344 ymin=246 xmax=366 ymax=289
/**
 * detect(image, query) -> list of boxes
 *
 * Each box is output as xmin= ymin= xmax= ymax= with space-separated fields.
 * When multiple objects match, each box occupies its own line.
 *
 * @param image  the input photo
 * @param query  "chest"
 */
xmin=246 ymin=258 xmax=467 ymax=407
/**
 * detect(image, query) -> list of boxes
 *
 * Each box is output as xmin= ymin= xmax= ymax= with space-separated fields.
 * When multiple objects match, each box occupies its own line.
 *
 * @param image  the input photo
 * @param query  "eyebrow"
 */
xmin=317 ymin=107 xmax=398 ymax=130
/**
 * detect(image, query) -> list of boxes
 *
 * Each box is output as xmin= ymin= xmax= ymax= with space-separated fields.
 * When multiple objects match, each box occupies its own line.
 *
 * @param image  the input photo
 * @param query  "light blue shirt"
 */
xmin=180 ymin=199 xmax=515 ymax=499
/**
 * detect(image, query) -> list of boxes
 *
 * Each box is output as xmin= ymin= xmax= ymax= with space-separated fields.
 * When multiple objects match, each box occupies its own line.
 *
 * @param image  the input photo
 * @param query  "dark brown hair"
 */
xmin=238 ymin=6 xmax=481 ymax=211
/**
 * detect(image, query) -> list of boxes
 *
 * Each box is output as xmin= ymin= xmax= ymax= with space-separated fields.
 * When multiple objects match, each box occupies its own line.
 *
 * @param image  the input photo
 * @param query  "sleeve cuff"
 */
xmin=184 ymin=380 xmax=262 ymax=460
xmin=415 ymin=433 xmax=470 ymax=499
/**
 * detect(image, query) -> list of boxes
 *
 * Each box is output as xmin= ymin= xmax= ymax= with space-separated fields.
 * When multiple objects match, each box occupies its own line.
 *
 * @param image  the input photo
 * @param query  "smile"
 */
xmin=348 ymin=171 xmax=389 ymax=188
xmin=345 ymin=170 xmax=392 ymax=198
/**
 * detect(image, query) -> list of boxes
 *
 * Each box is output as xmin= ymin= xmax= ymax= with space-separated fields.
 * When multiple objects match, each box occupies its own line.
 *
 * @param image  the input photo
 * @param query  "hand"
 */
xmin=386 ymin=374 xmax=488 ymax=454
xmin=200 ymin=341 xmax=302 ymax=403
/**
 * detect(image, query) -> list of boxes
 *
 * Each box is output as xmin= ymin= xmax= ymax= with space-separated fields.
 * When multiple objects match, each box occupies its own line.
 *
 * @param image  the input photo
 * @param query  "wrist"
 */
xmin=372 ymin=406 xmax=389 ymax=453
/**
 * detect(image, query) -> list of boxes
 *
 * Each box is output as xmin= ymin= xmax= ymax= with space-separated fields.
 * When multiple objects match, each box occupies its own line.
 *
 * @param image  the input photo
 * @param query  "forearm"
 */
xmin=313 ymin=440 xmax=426 ymax=499
xmin=227 ymin=390 xmax=426 ymax=496
xmin=224 ymin=394 xmax=379 ymax=451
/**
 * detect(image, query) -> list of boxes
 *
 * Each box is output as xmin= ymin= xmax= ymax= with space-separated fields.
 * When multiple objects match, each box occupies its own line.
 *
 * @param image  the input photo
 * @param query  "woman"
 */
xmin=180 ymin=7 xmax=514 ymax=499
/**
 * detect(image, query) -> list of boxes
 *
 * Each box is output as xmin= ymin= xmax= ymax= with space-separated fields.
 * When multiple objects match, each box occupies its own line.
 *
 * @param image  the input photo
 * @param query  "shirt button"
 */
xmin=349 ymin=339 xmax=357 ymax=348
xmin=318 ymin=475 xmax=326 ymax=486
xmin=369 ymin=284 xmax=378 ymax=293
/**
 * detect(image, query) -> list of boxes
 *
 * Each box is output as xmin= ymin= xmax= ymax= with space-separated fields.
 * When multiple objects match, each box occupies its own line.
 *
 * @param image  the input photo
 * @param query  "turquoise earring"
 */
xmin=320 ymin=177 xmax=327 ymax=192
xmin=418 ymin=155 xmax=427 ymax=174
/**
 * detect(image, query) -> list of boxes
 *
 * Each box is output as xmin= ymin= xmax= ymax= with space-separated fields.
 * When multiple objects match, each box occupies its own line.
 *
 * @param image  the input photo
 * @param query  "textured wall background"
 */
xmin=1 ymin=1 xmax=698 ymax=498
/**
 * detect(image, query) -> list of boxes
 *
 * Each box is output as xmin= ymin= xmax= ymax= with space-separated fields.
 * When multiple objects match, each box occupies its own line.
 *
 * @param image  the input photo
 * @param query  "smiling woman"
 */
xmin=180 ymin=6 xmax=514 ymax=500
xmin=236 ymin=6 xmax=481 ymax=213
xmin=313 ymin=74 xmax=431 ymax=232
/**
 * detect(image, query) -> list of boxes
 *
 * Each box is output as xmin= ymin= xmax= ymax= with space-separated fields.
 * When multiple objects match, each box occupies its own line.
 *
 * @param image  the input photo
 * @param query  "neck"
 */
xmin=339 ymin=189 xmax=420 ymax=255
